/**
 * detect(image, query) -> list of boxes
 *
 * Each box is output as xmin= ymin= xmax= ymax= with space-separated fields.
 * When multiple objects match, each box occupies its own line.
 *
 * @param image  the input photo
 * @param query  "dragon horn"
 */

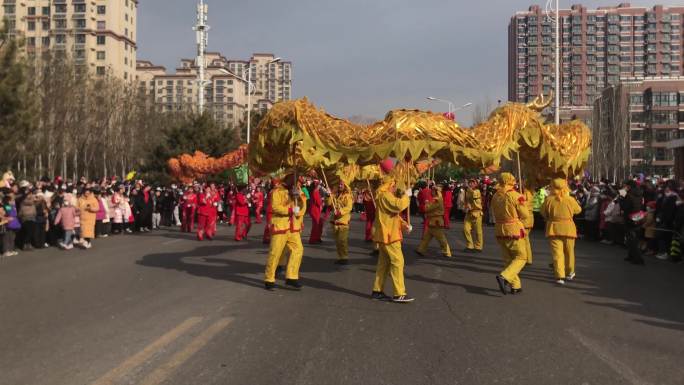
xmin=526 ymin=91 xmax=554 ymax=111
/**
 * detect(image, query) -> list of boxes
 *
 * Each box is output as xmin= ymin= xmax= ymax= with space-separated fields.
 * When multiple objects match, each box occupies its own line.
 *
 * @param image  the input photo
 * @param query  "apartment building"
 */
xmin=0 ymin=0 xmax=138 ymax=80
xmin=590 ymin=76 xmax=684 ymax=180
xmin=136 ymin=52 xmax=292 ymax=129
xmin=509 ymin=3 xmax=684 ymax=122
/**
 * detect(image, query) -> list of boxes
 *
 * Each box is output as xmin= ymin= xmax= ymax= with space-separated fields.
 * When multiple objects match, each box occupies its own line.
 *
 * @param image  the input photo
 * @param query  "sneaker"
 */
xmin=655 ymin=253 xmax=669 ymax=261
xmin=101 ymin=234 xmax=108 ymax=238
xmin=334 ymin=259 xmax=349 ymax=265
xmin=264 ymin=282 xmax=275 ymax=291
xmin=58 ymin=242 xmax=67 ymax=249
xmin=567 ymin=272 xmax=576 ymax=281
xmin=496 ymin=275 xmax=510 ymax=295
xmin=371 ymin=291 xmax=390 ymax=301
xmin=600 ymin=239 xmax=613 ymax=245
xmin=285 ymin=279 xmax=302 ymax=290
xmin=1 ymin=252 xmax=10 ymax=258
xmin=84 ymin=242 xmax=92 ymax=249
xmin=9 ymin=251 xmax=18 ymax=256
xmin=65 ymin=244 xmax=73 ymax=250
xmin=392 ymin=295 xmax=415 ymax=303
xmin=556 ymin=279 xmax=565 ymax=285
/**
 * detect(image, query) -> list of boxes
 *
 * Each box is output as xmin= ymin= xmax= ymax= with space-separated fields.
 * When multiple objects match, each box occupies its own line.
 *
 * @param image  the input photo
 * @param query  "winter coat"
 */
xmin=55 ymin=206 xmax=77 ymax=231
xmin=78 ymin=195 xmax=99 ymax=239
xmin=3 ymin=203 xmax=21 ymax=231
xmin=18 ymin=195 xmax=37 ymax=222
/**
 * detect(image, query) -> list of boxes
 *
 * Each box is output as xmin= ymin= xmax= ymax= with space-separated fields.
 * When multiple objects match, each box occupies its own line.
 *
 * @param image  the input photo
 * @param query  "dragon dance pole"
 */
xmin=516 ymin=152 xmax=524 ymax=195
xmin=320 ymin=165 xmax=338 ymax=213
xmin=406 ymin=160 xmax=411 ymax=227
xmin=366 ymin=179 xmax=376 ymax=206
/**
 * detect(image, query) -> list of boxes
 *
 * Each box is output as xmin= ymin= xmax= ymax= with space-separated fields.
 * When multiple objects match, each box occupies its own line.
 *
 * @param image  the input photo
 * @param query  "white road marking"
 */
xmin=91 ymin=317 xmax=203 ymax=385
xmin=162 ymin=239 xmax=183 ymax=245
xmin=138 ymin=318 xmax=234 ymax=385
xmin=567 ymin=328 xmax=653 ymax=385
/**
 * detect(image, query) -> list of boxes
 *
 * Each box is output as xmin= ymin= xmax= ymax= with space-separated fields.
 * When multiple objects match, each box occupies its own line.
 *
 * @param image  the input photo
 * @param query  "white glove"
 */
xmin=619 ymin=189 xmax=627 ymax=197
xmin=406 ymin=225 xmax=413 ymax=233
xmin=405 ymin=188 xmax=412 ymax=197
xmin=293 ymin=206 xmax=300 ymax=215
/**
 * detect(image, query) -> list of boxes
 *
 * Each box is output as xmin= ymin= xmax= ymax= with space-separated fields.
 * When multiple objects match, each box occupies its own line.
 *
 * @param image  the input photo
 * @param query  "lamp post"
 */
xmin=545 ymin=0 xmax=561 ymax=125
xmin=426 ymin=97 xmax=472 ymax=119
xmin=245 ymin=57 xmax=281 ymax=144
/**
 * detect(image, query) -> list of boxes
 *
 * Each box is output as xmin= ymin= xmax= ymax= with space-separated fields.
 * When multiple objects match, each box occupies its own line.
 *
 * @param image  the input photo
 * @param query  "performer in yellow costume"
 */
xmin=463 ymin=179 xmax=483 ymax=253
xmin=372 ymin=176 xmax=414 ymax=303
xmin=416 ymin=184 xmax=452 ymax=258
xmin=264 ymin=174 xmax=307 ymax=291
xmin=329 ymin=181 xmax=354 ymax=265
xmin=522 ymin=186 xmax=535 ymax=264
xmin=541 ymin=178 xmax=582 ymax=285
xmin=492 ymin=172 xmax=530 ymax=295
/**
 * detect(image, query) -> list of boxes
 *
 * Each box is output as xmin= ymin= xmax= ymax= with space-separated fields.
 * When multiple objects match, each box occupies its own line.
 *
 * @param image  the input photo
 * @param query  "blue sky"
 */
xmin=137 ymin=0 xmax=661 ymax=124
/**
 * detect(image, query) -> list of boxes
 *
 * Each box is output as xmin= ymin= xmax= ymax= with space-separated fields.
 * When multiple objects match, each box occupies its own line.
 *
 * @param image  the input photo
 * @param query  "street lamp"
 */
xmin=426 ymin=97 xmax=472 ymax=115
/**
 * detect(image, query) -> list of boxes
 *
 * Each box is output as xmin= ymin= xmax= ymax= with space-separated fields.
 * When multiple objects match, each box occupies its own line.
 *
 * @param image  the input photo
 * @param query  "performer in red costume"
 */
xmin=442 ymin=183 xmax=454 ymax=229
xmin=254 ymin=187 xmax=265 ymax=224
xmin=308 ymin=180 xmax=323 ymax=244
xmin=181 ymin=186 xmax=198 ymax=233
xmin=418 ymin=182 xmax=433 ymax=235
xmin=234 ymin=185 xmax=251 ymax=241
xmin=207 ymin=183 xmax=220 ymax=239
xmin=228 ymin=185 xmax=237 ymax=226
xmin=363 ymin=189 xmax=376 ymax=242
xmin=197 ymin=185 xmax=216 ymax=241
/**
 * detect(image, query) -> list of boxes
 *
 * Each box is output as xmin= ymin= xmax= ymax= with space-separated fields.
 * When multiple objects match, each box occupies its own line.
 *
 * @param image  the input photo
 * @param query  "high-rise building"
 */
xmin=136 ymin=52 xmax=292 ymax=129
xmin=509 ymin=3 xmax=683 ymax=121
xmin=0 ymin=0 xmax=138 ymax=80
xmin=589 ymin=76 xmax=684 ymax=179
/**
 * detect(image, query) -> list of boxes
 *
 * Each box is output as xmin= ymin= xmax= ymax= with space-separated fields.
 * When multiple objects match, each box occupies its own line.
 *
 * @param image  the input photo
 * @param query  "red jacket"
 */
xmin=443 ymin=189 xmax=453 ymax=209
xmin=418 ymin=187 xmax=432 ymax=213
xmin=183 ymin=192 xmax=198 ymax=209
xmin=197 ymin=192 xmax=217 ymax=216
xmin=309 ymin=186 xmax=322 ymax=219
xmin=235 ymin=192 xmax=250 ymax=216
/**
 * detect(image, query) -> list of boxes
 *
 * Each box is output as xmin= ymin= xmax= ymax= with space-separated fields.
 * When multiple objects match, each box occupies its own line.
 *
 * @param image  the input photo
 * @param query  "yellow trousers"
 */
xmin=333 ymin=225 xmax=349 ymax=260
xmin=524 ymin=228 xmax=533 ymax=264
xmin=549 ymin=237 xmax=575 ymax=279
xmin=463 ymin=213 xmax=483 ymax=250
xmin=264 ymin=231 xmax=303 ymax=283
xmin=496 ymin=238 xmax=528 ymax=290
xmin=417 ymin=226 xmax=452 ymax=257
xmin=373 ymin=242 xmax=406 ymax=296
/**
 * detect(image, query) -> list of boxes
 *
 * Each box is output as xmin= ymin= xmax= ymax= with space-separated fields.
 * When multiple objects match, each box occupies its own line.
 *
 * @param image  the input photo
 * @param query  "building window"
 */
xmin=28 ymin=21 xmax=36 ymax=31
xmin=631 ymin=130 xmax=644 ymax=141
xmin=75 ymin=34 xmax=86 ymax=44
xmin=94 ymin=51 xmax=104 ymax=60
xmin=96 ymin=67 xmax=106 ymax=76
xmin=42 ymin=37 xmax=50 ymax=47
xmin=125 ymin=13 xmax=129 ymax=21
xmin=97 ymin=5 xmax=106 ymax=14
xmin=27 ymin=37 xmax=35 ymax=47
xmin=2 ymin=5 xmax=15 ymax=14
xmin=55 ymin=34 xmax=66 ymax=45
xmin=55 ymin=20 xmax=66 ymax=29
xmin=74 ymin=4 xmax=86 ymax=13
xmin=97 ymin=21 xmax=106 ymax=30
xmin=630 ymin=94 xmax=644 ymax=105
xmin=75 ymin=49 xmax=85 ymax=59
xmin=42 ymin=21 xmax=49 ymax=30
xmin=75 ymin=19 xmax=86 ymax=29
xmin=42 ymin=6 xmax=50 ymax=15
xmin=97 ymin=36 xmax=106 ymax=45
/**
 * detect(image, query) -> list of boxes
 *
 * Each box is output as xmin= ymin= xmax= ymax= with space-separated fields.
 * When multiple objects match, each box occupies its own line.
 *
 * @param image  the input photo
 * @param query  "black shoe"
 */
xmin=285 ymin=279 xmax=302 ymax=290
xmin=415 ymin=250 xmax=425 ymax=257
xmin=474 ymin=249 xmax=483 ymax=253
xmin=334 ymin=259 xmax=349 ymax=265
xmin=371 ymin=291 xmax=390 ymax=301
xmin=496 ymin=275 xmax=510 ymax=295
xmin=548 ymin=263 xmax=554 ymax=268
xmin=369 ymin=249 xmax=379 ymax=256
xmin=463 ymin=248 xmax=475 ymax=253
xmin=511 ymin=288 xmax=523 ymax=295
xmin=392 ymin=294 xmax=415 ymax=303
xmin=264 ymin=282 xmax=275 ymax=291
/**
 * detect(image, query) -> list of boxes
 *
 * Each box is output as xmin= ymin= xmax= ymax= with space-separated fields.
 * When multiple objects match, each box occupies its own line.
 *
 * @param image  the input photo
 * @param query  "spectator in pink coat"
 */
xmin=55 ymin=200 xmax=78 ymax=250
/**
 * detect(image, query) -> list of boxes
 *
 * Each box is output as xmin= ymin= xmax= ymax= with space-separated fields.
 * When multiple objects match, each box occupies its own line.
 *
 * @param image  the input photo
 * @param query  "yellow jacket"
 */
xmin=541 ymin=194 xmax=581 ymax=238
xmin=521 ymin=189 xmax=534 ymax=229
xmin=372 ymin=182 xmax=410 ymax=245
xmin=329 ymin=190 xmax=353 ymax=226
xmin=491 ymin=188 xmax=529 ymax=239
xmin=466 ymin=188 xmax=483 ymax=214
xmin=425 ymin=193 xmax=445 ymax=228
xmin=270 ymin=185 xmax=307 ymax=234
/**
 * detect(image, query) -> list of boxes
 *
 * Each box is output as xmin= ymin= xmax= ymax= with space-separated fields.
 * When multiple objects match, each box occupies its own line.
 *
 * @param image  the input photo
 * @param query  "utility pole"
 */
xmin=193 ymin=0 xmax=210 ymax=114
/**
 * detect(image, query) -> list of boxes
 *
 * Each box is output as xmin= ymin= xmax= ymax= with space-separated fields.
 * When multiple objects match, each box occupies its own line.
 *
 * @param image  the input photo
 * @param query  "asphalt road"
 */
xmin=1 ymin=215 xmax=683 ymax=385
